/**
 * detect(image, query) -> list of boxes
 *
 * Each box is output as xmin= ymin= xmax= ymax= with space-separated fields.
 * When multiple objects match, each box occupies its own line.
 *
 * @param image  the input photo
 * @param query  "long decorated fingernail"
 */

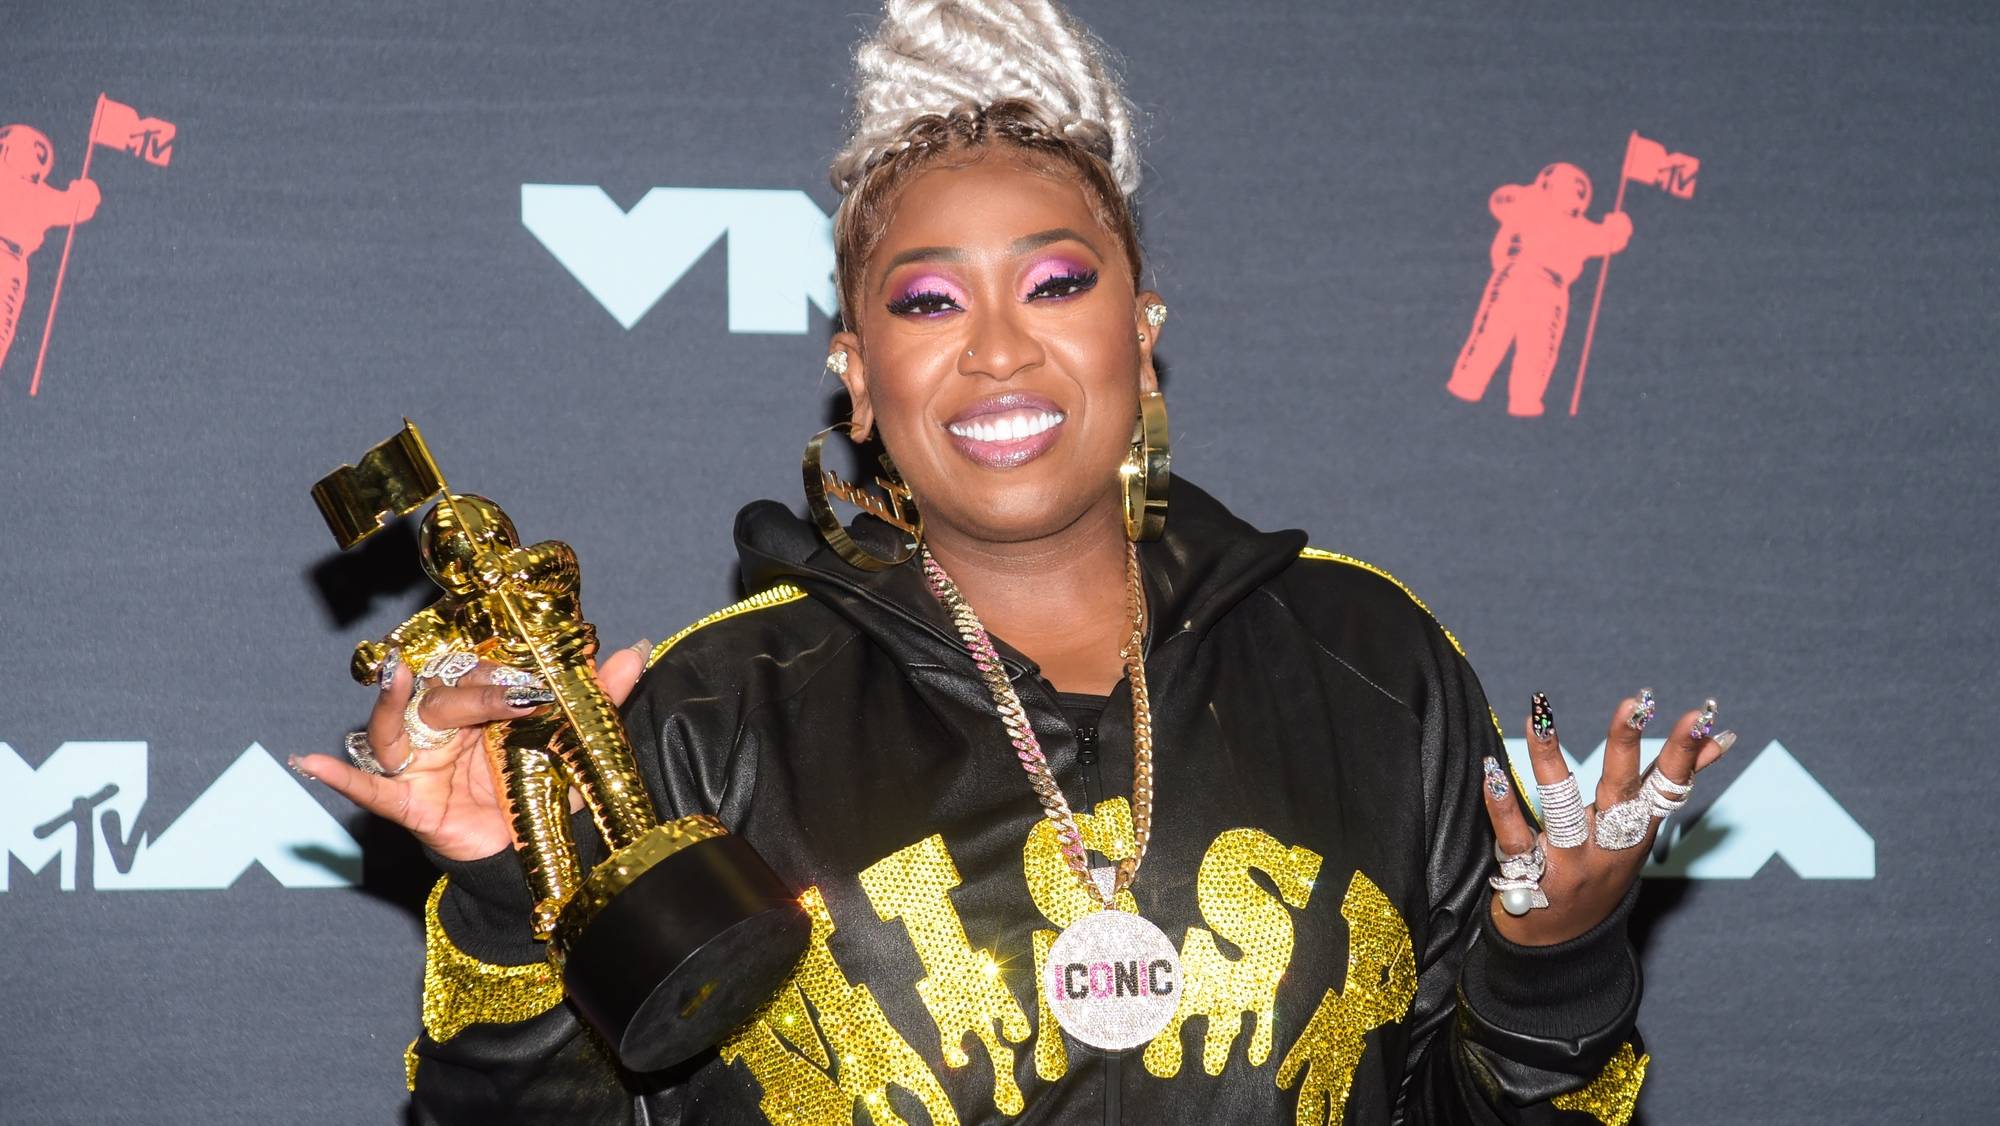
xmin=1531 ymin=692 xmax=1556 ymax=743
xmin=1714 ymin=730 xmax=1737 ymax=754
xmin=287 ymin=755 xmax=318 ymax=782
xmin=1627 ymin=688 xmax=1656 ymax=732
xmin=629 ymin=639 xmax=655 ymax=660
xmin=1690 ymin=698 xmax=1719 ymax=742
xmin=1482 ymin=756 xmax=1510 ymax=801
xmin=378 ymin=649 xmax=402 ymax=693
xmin=487 ymin=666 xmax=545 ymax=689
xmin=505 ymin=686 xmax=557 ymax=708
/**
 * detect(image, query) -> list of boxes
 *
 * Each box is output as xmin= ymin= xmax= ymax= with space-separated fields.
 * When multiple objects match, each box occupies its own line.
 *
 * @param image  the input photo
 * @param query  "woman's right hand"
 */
xmin=292 ymin=641 xmax=652 ymax=862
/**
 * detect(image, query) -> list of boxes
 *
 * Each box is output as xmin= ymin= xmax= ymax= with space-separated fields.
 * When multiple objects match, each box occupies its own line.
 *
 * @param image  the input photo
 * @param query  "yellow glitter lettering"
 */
xmin=1275 ymin=871 xmax=1418 ymax=1126
xmin=721 ymin=887 xmax=959 ymax=1126
xmin=1144 ymin=829 xmax=1323 ymax=1078
xmin=859 ymin=834 xmax=1032 ymax=1115
xmin=418 ymin=878 xmax=565 ymax=1044
xmin=1022 ymin=799 xmax=1139 ymax=1081
xmin=1552 ymin=1041 xmax=1649 ymax=1126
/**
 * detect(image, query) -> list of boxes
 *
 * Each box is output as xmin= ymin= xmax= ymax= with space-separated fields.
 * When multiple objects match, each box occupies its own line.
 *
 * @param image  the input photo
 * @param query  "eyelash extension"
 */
xmin=1027 ymin=268 xmax=1098 ymax=300
xmin=886 ymin=289 xmax=961 ymax=317
xmin=885 ymin=267 xmax=1100 ymax=317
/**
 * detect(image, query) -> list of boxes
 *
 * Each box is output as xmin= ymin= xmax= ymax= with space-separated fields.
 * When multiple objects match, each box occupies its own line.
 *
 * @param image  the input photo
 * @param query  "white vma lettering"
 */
xmin=1502 ymin=738 xmax=1874 ymax=880
xmin=522 ymin=184 xmax=837 ymax=332
xmin=0 ymin=742 xmax=361 ymax=891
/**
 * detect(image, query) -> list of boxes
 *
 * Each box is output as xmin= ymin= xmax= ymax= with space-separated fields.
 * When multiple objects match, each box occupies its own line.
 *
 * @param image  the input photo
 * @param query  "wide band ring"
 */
xmin=417 ymin=650 xmax=480 ymax=688
xmin=1536 ymin=774 xmax=1590 ymax=849
xmin=345 ymin=730 xmax=416 ymax=777
xmin=1592 ymin=794 xmax=1656 ymax=850
xmin=402 ymin=685 xmax=461 ymax=752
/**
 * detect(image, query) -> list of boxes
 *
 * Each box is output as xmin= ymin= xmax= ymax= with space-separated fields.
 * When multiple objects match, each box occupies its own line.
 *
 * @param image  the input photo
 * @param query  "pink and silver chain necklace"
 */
xmin=920 ymin=540 xmax=1156 ymax=907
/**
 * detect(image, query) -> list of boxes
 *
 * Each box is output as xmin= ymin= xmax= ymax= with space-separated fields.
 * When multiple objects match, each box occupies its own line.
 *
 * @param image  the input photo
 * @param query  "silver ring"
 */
xmin=402 ymin=685 xmax=461 ymax=751
xmin=1536 ymin=774 xmax=1590 ymax=849
xmin=486 ymin=665 xmax=544 ymax=689
xmin=1492 ymin=838 xmax=1547 ymax=882
xmin=1642 ymin=769 xmax=1692 ymax=817
xmin=1489 ymin=840 xmax=1550 ymax=915
xmin=418 ymin=650 xmax=480 ymax=688
xmin=1592 ymin=795 xmax=1655 ymax=850
xmin=345 ymin=730 xmax=415 ymax=777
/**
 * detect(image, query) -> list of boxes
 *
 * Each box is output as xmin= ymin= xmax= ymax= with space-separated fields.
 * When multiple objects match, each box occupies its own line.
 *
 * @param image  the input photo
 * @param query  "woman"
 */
xmin=297 ymin=3 xmax=1731 ymax=1122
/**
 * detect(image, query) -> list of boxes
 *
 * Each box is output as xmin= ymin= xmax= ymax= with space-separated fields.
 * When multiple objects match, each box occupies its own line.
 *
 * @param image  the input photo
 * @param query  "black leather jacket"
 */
xmin=409 ymin=477 xmax=1645 ymax=1125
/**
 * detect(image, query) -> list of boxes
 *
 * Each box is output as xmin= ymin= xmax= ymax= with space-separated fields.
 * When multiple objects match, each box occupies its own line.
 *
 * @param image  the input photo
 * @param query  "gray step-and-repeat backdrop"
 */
xmin=4 ymin=2 xmax=1993 ymax=1122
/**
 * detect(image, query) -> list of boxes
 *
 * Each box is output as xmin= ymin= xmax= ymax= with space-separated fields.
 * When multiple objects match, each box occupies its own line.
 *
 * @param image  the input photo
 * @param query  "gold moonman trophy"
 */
xmin=312 ymin=421 xmax=809 ymax=1071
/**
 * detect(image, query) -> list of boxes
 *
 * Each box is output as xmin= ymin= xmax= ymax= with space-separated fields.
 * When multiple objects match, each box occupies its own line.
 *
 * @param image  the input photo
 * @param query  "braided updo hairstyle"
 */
xmin=830 ymin=0 xmax=1144 ymax=324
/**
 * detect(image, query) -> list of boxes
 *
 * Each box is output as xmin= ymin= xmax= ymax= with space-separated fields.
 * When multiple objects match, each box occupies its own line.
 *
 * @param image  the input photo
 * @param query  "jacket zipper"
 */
xmin=1070 ymin=716 xmax=1121 ymax=1126
xmin=1076 ymin=720 xmax=1104 ymax=807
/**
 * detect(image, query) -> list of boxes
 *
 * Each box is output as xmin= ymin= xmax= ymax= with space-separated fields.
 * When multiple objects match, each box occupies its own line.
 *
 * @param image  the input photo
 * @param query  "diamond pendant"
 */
xmin=1043 ymin=909 xmax=1182 ymax=1051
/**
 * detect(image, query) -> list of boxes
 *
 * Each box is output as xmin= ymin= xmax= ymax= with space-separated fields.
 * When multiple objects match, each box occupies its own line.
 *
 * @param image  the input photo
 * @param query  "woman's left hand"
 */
xmin=1479 ymin=693 xmax=1735 ymax=945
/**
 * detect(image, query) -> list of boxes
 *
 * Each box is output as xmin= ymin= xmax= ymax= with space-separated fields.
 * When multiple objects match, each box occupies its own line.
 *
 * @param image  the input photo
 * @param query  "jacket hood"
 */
xmin=733 ymin=475 xmax=1308 ymax=677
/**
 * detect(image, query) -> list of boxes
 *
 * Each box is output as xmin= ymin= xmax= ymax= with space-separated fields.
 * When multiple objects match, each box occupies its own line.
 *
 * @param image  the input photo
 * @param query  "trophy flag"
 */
xmin=30 ymin=93 xmax=178 ymax=398
xmin=311 ymin=420 xmax=448 ymax=549
xmin=1570 ymin=130 xmax=1701 ymax=415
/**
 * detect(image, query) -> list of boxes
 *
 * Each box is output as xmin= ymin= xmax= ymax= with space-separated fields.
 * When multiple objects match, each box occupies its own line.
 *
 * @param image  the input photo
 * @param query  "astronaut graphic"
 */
xmin=0 ymin=125 xmax=100 ymax=373
xmin=1446 ymin=163 xmax=1631 ymax=417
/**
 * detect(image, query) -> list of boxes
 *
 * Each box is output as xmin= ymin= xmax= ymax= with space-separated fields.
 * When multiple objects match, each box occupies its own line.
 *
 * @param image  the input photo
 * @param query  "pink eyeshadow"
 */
xmin=895 ymin=273 xmax=965 ymax=302
xmin=1020 ymin=256 xmax=1093 ymax=295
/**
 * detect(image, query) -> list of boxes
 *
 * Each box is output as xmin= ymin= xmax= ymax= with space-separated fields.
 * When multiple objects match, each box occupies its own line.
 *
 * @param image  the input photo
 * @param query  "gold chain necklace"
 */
xmin=921 ymin=539 xmax=1184 ymax=1052
xmin=920 ymin=540 xmax=1155 ymax=907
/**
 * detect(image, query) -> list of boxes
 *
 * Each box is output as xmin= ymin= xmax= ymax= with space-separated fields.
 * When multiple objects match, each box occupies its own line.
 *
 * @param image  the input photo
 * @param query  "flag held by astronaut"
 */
xmin=1622 ymin=133 xmax=1697 ymax=200
xmin=90 ymin=96 xmax=176 ymax=167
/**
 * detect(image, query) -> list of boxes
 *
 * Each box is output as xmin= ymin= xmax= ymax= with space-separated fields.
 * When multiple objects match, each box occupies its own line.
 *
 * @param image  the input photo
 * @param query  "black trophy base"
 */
xmin=555 ymin=824 xmax=810 ymax=1073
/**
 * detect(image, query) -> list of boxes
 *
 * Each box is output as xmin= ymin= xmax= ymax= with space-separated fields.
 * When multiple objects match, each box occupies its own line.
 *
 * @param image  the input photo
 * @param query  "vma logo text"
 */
xmin=523 ymin=184 xmax=836 ymax=333
xmin=1 ymin=742 xmax=361 ymax=891
xmin=1503 ymin=737 xmax=1874 ymax=879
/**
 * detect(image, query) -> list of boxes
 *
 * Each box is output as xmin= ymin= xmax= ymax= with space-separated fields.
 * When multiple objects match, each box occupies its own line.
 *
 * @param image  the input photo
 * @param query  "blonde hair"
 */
xmin=830 ymin=1 xmax=1144 ymax=321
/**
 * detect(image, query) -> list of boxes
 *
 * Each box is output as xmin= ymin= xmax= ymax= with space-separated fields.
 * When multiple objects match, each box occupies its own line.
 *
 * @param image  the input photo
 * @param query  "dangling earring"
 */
xmin=803 ymin=425 xmax=923 ymax=571
xmin=1121 ymin=390 xmax=1170 ymax=541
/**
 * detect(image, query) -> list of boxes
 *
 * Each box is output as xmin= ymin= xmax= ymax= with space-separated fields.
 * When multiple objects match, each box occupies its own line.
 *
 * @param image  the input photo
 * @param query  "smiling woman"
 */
xmin=299 ymin=1 xmax=1733 ymax=1123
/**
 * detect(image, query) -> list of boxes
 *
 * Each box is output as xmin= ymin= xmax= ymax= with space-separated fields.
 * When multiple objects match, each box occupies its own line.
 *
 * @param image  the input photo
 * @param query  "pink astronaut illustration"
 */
xmin=0 ymin=125 xmax=100 ymax=374
xmin=1446 ymin=162 xmax=1631 ymax=417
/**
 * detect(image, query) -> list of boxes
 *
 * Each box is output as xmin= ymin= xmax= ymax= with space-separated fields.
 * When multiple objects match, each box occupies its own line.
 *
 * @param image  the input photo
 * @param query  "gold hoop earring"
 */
xmin=1121 ymin=391 xmax=1170 ymax=542
xmin=802 ymin=426 xmax=923 ymax=571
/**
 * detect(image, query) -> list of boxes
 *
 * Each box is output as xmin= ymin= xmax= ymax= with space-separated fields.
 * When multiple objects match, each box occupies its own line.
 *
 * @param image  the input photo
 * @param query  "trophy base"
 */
xmin=552 ymin=818 xmax=810 ymax=1073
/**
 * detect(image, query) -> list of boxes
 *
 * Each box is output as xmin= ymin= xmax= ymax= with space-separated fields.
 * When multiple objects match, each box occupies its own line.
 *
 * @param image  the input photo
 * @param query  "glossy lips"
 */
xmin=944 ymin=392 xmax=1066 ymax=469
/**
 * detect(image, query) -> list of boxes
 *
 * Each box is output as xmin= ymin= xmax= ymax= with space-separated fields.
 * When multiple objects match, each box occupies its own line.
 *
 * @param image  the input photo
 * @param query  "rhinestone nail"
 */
xmin=505 ymin=686 xmax=557 ymax=708
xmin=1627 ymin=688 xmax=1656 ymax=732
xmin=377 ymin=648 xmax=402 ymax=693
xmin=1690 ymin=699 xmax=1719 ymax=742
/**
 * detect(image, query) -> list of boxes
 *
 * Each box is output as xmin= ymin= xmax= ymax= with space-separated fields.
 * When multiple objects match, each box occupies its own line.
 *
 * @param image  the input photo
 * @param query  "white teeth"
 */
xmin=949 ymin=410 xmax=1064 ymax=442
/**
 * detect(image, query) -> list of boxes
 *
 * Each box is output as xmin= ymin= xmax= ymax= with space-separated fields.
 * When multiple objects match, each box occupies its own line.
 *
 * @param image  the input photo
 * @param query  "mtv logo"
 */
xmin=0 ymin=741 xmax=362 ymax=891
xmin=1501 ymin=738 xmax=1874 ymax=879
xmin=522 ymin=184 xmax=837 ymax=333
